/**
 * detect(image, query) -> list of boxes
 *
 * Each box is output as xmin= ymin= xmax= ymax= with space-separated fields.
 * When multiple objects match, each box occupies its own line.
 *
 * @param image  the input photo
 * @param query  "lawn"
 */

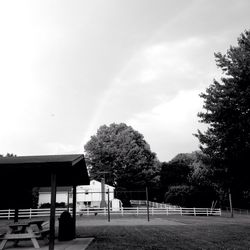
xmin=1 ymin=214 xmax=250 ymax=249
xmin=76 ymin=214 xmax=250 ymax=249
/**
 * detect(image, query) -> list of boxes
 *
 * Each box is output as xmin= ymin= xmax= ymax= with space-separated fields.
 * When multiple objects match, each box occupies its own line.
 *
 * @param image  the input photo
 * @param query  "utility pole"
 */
xmin=229 ymin=188 xmax=234 ymax=218
xmin=98 ymin=171 xmax=110 ymax=208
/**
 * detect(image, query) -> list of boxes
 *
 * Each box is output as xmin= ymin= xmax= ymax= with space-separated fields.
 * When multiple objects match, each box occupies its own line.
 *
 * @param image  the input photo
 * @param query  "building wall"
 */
xmin=38 ymin=192 xmax=69 ymax=205
xmin=38 ymin=180 xmax=115 ymax=207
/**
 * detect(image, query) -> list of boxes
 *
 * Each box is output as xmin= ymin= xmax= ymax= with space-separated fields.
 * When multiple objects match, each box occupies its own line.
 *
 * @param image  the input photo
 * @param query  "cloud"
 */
xmin=95 ymin=36 xmax=218 ymax=122
xmin=44 ymin=142 xmax=80 ymax=155
xmin=121 ymin=36 xmax=214 ymax=85
xmin=127 ymin=89 xmax=207 ymax=161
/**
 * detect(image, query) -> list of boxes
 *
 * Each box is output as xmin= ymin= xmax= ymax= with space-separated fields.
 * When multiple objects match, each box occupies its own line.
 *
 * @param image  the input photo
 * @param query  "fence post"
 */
xmin=30 ymin=208 xmax=32 ymax=219
xmin=194 ymin=208 xmax=196 ymax=216
xmin=146 ymin=187 xmax=150 ymax=222
xmin=206 ymin=208 xmax=209 ymax=216
xmin=180 ymin=207 xmax=182 ymax=216
xmin=152 ymin=207 xmax=154 ymax=215
xmin=137 ymin=207 xmax=139 ymax=216
xmin=107 ymin=189 xmax=110 ymax=222
xmin=8 ymin=209 xmax=10 ymax=220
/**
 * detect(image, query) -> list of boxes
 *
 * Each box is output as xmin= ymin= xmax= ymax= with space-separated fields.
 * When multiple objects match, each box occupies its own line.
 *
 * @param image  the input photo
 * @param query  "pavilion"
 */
xmin=0 ymin=154 xmax=89 ymax=250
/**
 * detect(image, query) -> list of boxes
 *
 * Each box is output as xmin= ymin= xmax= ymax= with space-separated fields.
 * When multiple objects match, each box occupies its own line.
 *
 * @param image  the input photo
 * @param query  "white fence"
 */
xmin=0 ymin=207 xmax=221 ymax=219
xmin=130 ymin=200 xmax=180 ymax=209
xmin=0 ymin=208 xmax=68 ymax=219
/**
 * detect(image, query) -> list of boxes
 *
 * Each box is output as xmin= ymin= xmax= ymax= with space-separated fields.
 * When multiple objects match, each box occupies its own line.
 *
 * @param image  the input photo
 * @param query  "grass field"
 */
xmin=1 ymin=214 xmax=250 ymax=249
xmin=76 ymin=214 xmax=250 ymax=249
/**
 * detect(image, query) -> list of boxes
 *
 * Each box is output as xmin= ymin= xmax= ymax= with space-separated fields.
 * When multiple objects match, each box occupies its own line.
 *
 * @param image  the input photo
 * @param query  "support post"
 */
xmin=229 ymin=188 xmax=234 ymax=218
xmin=14 ymin=188 xmax=20 ymax=222
xmin=14 ymin=208 xmax=19 ymax=223
xmin=107 ymin=189 xmax=110 ymax=222
xmin=72 ymin=185 xmax=77 ymax=238
xmin=146 ymin=187 xmax=150 ymax=222
xmin=49 ymin=173 xmax=57 ymax=250
xmin=67 ymin=189 xmax=70 ymax=212
xmin=100 ymin=178 xmax=106 ymax=208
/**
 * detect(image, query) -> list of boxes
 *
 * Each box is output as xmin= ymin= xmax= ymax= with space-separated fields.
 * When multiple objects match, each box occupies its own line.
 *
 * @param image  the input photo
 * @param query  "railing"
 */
xmin=130 ymin=200 xmax=180 ymax=209
xmin=0 ymin=207 xmax=221 ymax=219
xmin=0 ymin=208 xmax=68 ymax=219
xmin=223 ymin=207 xmax=250 ymax=215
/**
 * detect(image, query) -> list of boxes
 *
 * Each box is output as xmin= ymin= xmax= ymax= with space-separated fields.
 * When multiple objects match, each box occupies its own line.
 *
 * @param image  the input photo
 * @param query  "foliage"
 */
xmin=196 ymin=30 xmax=250 ymax=196
xmin=161 ymin=151 xmax=217 ymax=207
xmin=0 ymin=153 xmax=17 ymax=157
xmin=165 ymin=185 xmax=217 ymax=207
xmin=160 ymin=161 xmax=191 ymax=188
xmin=39 ymin=202 xmax=66 ymax=208
xmin=161 ymin=151 xmax=213 ymax=188
xmin=32 ymin=188 xmax=39 ymax=208
xmin=164 ymin=185 xmax=193 ymax=207
xmin=84 ymin=123 xmax=160 ymax=193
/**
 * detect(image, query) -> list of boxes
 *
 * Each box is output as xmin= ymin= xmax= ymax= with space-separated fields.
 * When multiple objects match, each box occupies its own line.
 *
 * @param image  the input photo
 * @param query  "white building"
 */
xmin=38 ymin=180 xmax=115 ymax=208
xmin=38 ymin=186 xmax=71 ymax=205
xmin=76 ymin=180 xmax=115 ymax=208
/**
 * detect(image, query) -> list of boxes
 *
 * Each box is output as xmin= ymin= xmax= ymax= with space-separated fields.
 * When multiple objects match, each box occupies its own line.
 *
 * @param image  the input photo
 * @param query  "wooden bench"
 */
xmin=35 ymin=229 xmax=50 ymax=240
xmin=0 ymin=222 xmax=43 ymax=250
xmin=0 ymin=231 xmax=40 ymax=249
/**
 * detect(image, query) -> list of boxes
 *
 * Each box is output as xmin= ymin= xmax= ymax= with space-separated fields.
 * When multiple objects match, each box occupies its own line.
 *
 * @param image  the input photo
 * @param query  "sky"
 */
xmin=0 ymin=0 xmax=249 ymax=162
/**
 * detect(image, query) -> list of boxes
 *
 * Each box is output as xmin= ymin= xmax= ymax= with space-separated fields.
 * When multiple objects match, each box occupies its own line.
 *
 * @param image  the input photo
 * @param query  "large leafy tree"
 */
xmin=160 ymin=151 xmax=216 ymax=207
xmin=84 ymin=123 xmax=160 ymax=192
xmin=196 ymin=30 xmax=250 ymax=205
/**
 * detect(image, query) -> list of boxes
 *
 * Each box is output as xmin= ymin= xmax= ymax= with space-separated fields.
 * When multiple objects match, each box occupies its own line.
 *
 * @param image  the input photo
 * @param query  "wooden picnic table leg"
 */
xmin=0 ymin=239 xmax=8 ymax=250
xmin=26 ymin=227 xmax=40 ymax=249
xmin=30 ymin=237 xmax=40 ymax=249
xmin=0 ymin=227 xmax=14 ymax=250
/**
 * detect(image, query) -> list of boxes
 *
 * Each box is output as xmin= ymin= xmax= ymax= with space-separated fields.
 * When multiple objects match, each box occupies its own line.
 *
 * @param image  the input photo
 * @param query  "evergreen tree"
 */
xmin=196 ymin=30 xmax=250 ymax=206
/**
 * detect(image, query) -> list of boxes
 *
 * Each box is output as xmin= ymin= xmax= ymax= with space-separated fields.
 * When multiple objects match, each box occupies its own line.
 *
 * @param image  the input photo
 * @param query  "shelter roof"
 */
xmin=0 ymin=154 xmax=83 ymax=165
xmin=0 ymin=154 xmax=89 ymax=187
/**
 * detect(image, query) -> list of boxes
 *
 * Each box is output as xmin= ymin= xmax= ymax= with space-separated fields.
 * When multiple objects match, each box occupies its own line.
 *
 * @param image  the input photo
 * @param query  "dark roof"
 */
xmin=0 ymin=154 xmax=89 ymax=187
xmin=0 ymin=154 xmax=84 ymax=165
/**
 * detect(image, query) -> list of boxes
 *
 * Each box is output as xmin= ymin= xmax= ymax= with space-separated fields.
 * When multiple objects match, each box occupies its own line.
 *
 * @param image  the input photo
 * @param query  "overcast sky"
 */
xmin=0 ymin=0 xmax=249 ymax=162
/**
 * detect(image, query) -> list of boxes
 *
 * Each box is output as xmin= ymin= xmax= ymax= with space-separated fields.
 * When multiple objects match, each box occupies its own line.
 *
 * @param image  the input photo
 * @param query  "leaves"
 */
xmin=196 ymin=30 xmax=250 ymax=190
xmin=84 ymin=123 xmax=160 ymax=190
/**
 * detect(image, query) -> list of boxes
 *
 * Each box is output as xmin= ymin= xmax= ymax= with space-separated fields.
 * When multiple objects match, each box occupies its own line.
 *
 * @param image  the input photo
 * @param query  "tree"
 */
xmin=160 ymin=151 xmax=217 ymax=207
xmin=196 ymin=30 xmax=250 ymax=207
xmin=84 ymin=123 xmax=160 ymax=194
xmin=160 ymin=161 xmax=191 ymax=189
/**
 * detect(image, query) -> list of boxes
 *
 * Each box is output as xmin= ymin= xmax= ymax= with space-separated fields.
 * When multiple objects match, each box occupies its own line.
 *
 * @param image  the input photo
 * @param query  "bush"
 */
xmin=39 ymin=202 xmax=66 ymax=208
xmin=165 ymin=185 xmax=217 ymax=207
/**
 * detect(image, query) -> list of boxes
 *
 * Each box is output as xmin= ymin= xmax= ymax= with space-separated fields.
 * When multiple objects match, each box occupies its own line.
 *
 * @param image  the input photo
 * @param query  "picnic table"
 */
xmin=0 ymin=220 xmax=50 ymax=250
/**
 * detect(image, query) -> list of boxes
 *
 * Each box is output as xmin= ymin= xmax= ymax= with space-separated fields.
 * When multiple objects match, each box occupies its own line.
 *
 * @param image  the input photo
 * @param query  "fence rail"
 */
xmin=223 ymin=207 xmax=250 ymax=215
xmin=0 ymin=207 xmax=221 ymax=219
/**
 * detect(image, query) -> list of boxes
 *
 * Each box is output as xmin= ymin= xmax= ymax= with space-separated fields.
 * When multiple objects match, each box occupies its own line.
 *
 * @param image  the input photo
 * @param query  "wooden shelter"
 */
xmin=0 ymin=154 xmax=89 ymax=250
